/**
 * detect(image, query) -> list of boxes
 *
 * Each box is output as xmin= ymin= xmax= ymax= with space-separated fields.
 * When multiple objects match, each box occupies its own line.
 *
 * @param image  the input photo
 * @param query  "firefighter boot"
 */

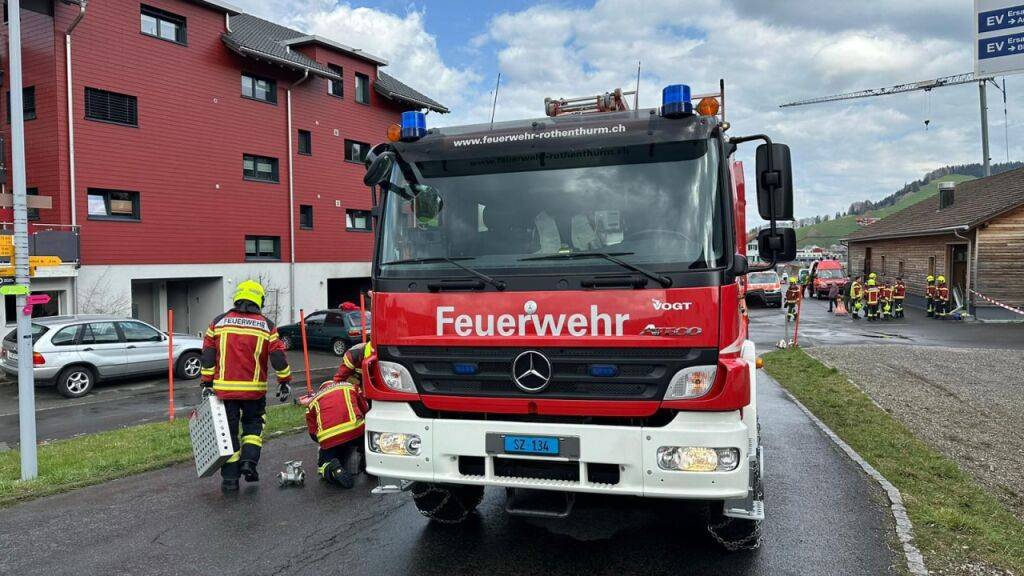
xmin=320 ymin=459 xmax=355 ymax=489
xmin=221 ymin=477 xmax=239 ymax=492
xmin=240 ymin=460 xmax=260 ymax=483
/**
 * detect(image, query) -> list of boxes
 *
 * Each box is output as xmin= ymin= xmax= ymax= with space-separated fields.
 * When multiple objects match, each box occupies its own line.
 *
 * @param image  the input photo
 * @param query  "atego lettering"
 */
xmin=437 ymin=306 xmax=629 ymax=337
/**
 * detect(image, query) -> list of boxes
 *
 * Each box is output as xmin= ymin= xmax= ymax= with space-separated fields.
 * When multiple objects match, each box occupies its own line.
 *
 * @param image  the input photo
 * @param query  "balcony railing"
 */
xmin=0 ymin=223 xmax=80 ymax=264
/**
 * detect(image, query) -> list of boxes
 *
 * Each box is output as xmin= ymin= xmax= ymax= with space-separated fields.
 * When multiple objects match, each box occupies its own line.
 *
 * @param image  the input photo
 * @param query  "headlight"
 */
xmin=664 ymin=365 xmax=717 ymax=399
xmin=368 ymin=431 xmax=421 ymax=456
xmin=378 ymin=361 xmax=416 ymax=393
xmin=657 ymin=446 xmax=740 ymax=472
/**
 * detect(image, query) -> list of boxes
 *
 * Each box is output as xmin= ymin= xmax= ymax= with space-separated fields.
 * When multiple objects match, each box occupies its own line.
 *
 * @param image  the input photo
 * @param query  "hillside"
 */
xmin=796 ymin=174 xmax=976 ymax=248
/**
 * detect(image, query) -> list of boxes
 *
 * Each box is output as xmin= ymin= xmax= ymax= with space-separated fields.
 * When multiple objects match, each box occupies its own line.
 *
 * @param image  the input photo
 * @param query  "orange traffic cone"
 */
xmin=834 ymin=299 xmax=848 ymax=315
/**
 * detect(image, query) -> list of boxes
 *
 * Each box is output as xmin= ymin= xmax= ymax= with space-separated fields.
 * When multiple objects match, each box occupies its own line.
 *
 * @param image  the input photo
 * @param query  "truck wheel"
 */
xmin=411 ymin=482 xmax=484 ymax=524
xmin=706 ymin=508 xmax=762 ymax=551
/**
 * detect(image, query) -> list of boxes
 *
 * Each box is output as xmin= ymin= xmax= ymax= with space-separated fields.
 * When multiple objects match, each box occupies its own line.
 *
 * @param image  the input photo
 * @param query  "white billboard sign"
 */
xmin=976 ymin=0 xmax=1024 ymax=75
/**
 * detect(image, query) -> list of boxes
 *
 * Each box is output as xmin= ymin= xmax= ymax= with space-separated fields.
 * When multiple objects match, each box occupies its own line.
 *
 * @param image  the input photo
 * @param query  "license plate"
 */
xmin=503 ymin=435 xmax=559 ymax=456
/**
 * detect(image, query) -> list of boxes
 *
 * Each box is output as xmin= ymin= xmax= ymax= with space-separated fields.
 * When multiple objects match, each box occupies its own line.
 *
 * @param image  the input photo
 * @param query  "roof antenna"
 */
xmin=489 ymin=72 xmax=501 ymax=130
xmin=634 ymin=61 xmax=641 ymax=109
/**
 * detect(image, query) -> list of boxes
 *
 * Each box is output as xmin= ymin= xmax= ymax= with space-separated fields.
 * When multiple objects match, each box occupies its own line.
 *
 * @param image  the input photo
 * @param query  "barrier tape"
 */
xmin=970 ymin=289 xmax=1024 ymax=316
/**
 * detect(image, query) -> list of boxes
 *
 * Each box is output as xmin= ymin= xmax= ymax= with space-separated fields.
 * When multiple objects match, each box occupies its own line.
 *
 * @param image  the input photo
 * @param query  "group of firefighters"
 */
xmin=784 ymin=272 xmax=952 ymax=322
xmin=198 ymin=279 xmax=371 ymax=493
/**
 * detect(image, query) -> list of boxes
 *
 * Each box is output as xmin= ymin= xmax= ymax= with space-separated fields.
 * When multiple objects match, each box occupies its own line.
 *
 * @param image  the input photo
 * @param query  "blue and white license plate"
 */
xmin=503 ymin=435 xmax=559 ymax=456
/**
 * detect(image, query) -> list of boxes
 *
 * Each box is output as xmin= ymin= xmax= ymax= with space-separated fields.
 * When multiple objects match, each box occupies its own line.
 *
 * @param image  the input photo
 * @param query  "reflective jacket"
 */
xmin=881 ymin=286 xmax=893 ymax=300
xmin=926 ymin=284 xmax=936 ymax=298
xmin=200 ymin=304 xmax=292 ymax=400
xmin=332 ymin=342 xmax=375 ymax=384
xmin=938 ymin=284 xmax=950 ymax=301
xmin=785 ymin=286 xmax=801 ymax=304
xmin=894 ymin=282 xmax=906 ymax=298
xmin=850 ymin=281 xmax=863 ymax=299
xmin=306 ymin=381 xmax=368 ymax=449
xmin=866 ymin=286 xmax=880 ymax=304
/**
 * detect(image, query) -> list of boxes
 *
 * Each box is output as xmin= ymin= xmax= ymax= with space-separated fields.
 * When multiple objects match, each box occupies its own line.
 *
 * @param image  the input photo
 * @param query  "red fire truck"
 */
xmin=359 ymin=83 xmax=795 ymax=548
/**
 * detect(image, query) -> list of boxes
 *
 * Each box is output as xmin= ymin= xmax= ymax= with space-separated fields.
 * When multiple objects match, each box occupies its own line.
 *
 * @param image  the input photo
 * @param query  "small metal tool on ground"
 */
xmin=278 ymin=461 xmax=305 ymax=487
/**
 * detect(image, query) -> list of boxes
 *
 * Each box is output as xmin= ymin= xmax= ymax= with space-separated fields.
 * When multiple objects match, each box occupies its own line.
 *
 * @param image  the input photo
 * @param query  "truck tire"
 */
xmin=411 ymin=482 xmax=484 ymax=524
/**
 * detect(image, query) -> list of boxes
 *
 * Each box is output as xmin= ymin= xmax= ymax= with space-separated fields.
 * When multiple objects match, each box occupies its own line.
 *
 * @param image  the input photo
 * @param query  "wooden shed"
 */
xmin=845 ymin=168 xmax=1024 ymax=320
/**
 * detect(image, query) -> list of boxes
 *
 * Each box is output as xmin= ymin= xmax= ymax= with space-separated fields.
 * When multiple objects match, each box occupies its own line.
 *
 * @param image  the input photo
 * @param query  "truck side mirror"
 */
xmin=755 ymin=143 xmax=793 ymax=221
xmin=757 ymin=227 xmax=796 ymax=263
xmin=363 ymin=151 xmax=395 ymax=187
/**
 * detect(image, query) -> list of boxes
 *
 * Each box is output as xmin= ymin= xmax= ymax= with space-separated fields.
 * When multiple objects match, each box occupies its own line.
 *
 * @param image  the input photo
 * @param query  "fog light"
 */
xmin=369 ymin=431 xmax=421 ymax=456
xmin=657 ymin=446 xmax=740 ymax=472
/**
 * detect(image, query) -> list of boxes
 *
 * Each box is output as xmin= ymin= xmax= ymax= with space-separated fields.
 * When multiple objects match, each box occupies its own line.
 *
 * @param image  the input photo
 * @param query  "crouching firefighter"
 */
xmin=306 ymin=341 xmax=374 ymax=487
xmin=200 ymin=280 xmax=293 ymax=492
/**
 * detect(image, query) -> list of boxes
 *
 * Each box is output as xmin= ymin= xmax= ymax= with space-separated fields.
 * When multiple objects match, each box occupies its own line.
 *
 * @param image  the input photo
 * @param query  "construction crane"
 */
xmin=779 ymin=71 xmax=1002 ymax=176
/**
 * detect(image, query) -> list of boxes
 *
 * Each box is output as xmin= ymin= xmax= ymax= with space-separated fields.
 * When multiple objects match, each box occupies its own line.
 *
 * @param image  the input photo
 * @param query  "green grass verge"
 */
xmin=0 ymin=403 xmax=307 ymax=507
xmin=796 ymin=174 xmax=976 ymax=248
xmin=763 ymin=348 xmax=1024 ymax=574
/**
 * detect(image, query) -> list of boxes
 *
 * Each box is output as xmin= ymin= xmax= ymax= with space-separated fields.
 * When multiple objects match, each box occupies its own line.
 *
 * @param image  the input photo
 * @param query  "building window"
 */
xmin=928 ymin=256 xmax=935 ymax=277
xmin=140 ymin=5 xmax=187 ymax=45
xmin=327 ymin=64 xmax=343 ymax=98
xmin=87 ymin=189 xmax=141 ymax=221
xmin=344 ymin=139 xmax=369 ymax=163
xmin=300 ymin=205 xmax=313 ymax=229
xmin=243 ymin=154 xmax=279 ymax=183
xmin=241 ymin=74 xmax=277 ymax=104
xmin=346 ymin=209 xmax=371 ymax=231
xmin=881 ymin=255 xmax=886 ymax=276
xmin=898 ymin=261 xmax=904 ymax=278
xmin=245 ymin=236 xmax=280 ymax=260
xmin=863 ymin=247 xmax=872 ymax=275
xmin=27 ymin=187 xmax=40 ymax=221
xmin=298 ymin=129 xmax=312 ymax=155
xmin=5 ymin=290 xmax=61 ymax=325
xmin=355 ymin=72 xmax=370 ymax=104
xmin=6 ymin=86 xmax=36 ymax=122
xmin=85 ymin=87 xmax=138 ymax=126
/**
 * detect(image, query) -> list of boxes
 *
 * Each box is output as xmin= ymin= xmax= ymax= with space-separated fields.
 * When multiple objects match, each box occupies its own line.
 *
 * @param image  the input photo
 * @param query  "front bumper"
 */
xmin=745 ymin=290 xmax=782 ymax=305
xmin=365 ymin=401 xmax=752 ymax=500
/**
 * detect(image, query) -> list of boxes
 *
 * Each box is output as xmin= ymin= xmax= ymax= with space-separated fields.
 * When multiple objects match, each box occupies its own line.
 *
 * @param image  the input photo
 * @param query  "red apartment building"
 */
xmin=0 ymin=0 xmax=446 ymax=335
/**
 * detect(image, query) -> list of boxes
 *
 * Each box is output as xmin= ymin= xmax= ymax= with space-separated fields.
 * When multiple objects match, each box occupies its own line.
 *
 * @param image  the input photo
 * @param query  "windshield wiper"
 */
xmin=520 ymin=251 xmax=672 ymax=288
xmin=385 ymin=257 xmax=506 ymax=291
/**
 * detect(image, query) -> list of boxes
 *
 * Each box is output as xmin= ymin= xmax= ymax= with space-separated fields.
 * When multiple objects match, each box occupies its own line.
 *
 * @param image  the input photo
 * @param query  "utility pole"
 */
xmin=9 ymin=0 xmax=38 ymax=480
xmin=979 ymin=81 xmax=991 ymax=177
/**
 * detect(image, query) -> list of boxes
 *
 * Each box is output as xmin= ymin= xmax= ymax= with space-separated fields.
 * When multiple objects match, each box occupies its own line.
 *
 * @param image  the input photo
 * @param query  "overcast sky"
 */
xmin=234 ymin=0 xmax=1021 ymax=223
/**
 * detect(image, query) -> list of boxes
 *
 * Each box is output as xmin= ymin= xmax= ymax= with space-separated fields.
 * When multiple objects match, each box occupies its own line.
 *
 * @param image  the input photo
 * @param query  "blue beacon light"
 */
xmin=400 ymin=111 xmax=427 ymax=141
xmin=661 ymin=84 xmax=692 ymax=118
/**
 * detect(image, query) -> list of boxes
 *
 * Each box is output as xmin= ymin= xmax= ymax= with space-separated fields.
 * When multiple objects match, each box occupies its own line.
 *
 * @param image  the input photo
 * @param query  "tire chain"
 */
xmin=707 ymin=516 xmax=762 ymax=551
xmin=411 ymin=484 xmax=470 ymax=524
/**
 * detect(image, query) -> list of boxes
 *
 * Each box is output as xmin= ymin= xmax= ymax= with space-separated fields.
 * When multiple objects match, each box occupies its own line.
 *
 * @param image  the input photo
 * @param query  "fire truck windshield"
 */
xmin=378 ymin=139 xmax=724 ymax=280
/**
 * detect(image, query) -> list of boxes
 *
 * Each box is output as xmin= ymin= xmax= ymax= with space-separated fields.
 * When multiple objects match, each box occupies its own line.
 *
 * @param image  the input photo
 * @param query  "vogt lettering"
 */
xmin=651 ymin=298 xmax=693 ymax=311
xmin=437 ymin=305 xmax=629 ymax=337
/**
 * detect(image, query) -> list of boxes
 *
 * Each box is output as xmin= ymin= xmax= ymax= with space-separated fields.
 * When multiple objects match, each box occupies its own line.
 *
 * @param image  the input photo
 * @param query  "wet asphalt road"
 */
xmin=0 ymin=371 xmax=900 ymax=576
xmin=0 ymin=350 xmax=340 ymax=448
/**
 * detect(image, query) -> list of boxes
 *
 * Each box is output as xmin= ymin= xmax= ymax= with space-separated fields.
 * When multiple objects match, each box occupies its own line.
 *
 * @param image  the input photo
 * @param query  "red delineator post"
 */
xmin=167 ymin=308 xmax=175 ymax=421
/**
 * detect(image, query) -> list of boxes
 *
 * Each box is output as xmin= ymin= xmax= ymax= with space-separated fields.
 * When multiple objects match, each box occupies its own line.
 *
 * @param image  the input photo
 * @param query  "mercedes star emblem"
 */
xmin=511 ymin=350 xmax=552 ymax=393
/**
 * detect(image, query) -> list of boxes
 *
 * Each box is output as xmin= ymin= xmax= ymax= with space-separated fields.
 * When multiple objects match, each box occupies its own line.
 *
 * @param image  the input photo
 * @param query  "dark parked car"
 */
xmin=277 ymin=309 xmax=371 ymax=356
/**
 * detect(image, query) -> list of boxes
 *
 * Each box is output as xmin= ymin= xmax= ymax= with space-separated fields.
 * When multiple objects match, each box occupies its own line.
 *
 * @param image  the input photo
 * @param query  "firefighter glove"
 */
xmin=201 ymin=381 xmax=215 ymax=398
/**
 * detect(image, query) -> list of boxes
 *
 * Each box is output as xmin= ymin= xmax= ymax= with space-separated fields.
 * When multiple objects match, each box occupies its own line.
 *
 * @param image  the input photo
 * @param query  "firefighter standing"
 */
xmin=880 ymin=280 xmax=894 ymax=320
xmin=936 ymin=275 xmax=950 ymax=318
xmin=849 ymin=276 xmax=864 ymax=320
xmin=305 ymin=341 xmax=374 ymax=487
xmin=926 ymin=275 xmax=936 ymax=317
xmin=785 ymin=276 xmax=801 ymax=322
xmin=865 ymin=278 xmax=880 ymax=321
xmin=893 ymin=277 xmax=906 ymax=318
xmin=200 ymin=280 xmax=292 ymax=492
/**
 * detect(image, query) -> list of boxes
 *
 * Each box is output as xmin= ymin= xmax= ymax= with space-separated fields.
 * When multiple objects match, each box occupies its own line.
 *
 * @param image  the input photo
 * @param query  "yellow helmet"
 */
xmin=867 ymin=279 xmax=876 ymax=286
xmin=937 ymin=275 xmax=945 ymax=283
xmin=926 ymin=275 xmax=934 ymax=282
xmin=232 ymin=279 xmax=266 ymax=308
xmin=869 ymin=272 xmax=877 ymax=279
xmin=789 ymin=276 xmax=797 ymax=283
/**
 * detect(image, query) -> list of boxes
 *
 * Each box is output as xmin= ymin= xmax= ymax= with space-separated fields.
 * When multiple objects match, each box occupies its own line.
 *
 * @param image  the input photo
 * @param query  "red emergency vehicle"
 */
xmin=810 ymin=259 xmax=847 ymax=299
xmin=359 ymin=83 xmax=795 ymax=547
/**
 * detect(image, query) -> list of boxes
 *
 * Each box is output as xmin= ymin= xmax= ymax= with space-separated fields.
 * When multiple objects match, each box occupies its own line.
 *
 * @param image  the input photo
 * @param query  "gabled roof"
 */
xmin=221 ymin=14 xmax=447 ymax=112
xmin=847 ymin=167 xmax=1024 ymax=242
xmin=375 ymin=71 xmax=450 ymax=113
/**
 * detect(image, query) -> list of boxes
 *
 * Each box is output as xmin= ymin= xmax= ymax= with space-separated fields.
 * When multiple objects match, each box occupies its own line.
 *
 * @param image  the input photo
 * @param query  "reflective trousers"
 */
xmin=894 ymin=298 xmax=904 ymax=318
xmin=926 ymin=297 xmax=934 ymax=317
xmin=786 ymin=302 xmax=797 ymax=321
xmin=221 ymin=397 xmax=267 ymax=480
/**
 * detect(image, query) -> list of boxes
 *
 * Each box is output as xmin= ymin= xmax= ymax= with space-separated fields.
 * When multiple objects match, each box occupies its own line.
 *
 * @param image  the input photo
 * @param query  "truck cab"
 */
xmin=359 ymin=84 xmax=794 ymax=547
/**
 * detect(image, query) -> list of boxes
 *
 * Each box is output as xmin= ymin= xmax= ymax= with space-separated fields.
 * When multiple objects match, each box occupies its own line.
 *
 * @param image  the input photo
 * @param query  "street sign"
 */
xmin=0 ymin=277 xmax=14 ymax=285
xmin=976 ymin=0 xmax=1024 ymax=75
xmin=0 ymin=284 xmax=29 ymax=296
xmin=28 ymin=255 xmax=61 ymax=266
